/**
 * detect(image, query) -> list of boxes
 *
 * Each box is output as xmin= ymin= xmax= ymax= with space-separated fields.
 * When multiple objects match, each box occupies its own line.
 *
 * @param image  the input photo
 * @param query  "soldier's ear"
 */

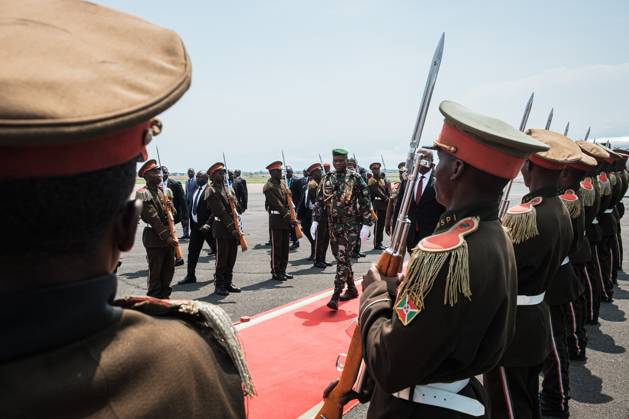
xmin=115 ymin=199 xmax=141 ymax=252
xmin=450 ymin=159 xmax=466 ymax=181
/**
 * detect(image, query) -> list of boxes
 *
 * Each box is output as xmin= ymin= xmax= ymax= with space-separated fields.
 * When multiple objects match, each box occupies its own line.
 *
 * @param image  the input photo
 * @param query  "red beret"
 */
xmin=266 ymin=161 xmax=283 ymax=171
xmin=138 ymin=159 xmax=159 ymax=177
xmin=307 ymin=163 xmax=322 ymax=173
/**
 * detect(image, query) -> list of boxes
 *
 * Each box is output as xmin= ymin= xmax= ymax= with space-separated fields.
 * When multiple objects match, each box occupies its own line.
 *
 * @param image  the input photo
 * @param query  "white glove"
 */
xmin=360 ymin=225 xmax=370 ymax=241
xmin=310 ymin=221 xmax=319 ymax=240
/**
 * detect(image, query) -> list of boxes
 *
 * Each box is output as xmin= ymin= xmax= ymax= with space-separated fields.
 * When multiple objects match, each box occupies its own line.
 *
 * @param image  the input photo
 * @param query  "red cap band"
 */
xmin=435 ymin=122 xmax=525 ymax=179
xmin=0 ymin=122 xmax=150 ymax=179
xmin=528 ymin=154 xmax=565 ymax=171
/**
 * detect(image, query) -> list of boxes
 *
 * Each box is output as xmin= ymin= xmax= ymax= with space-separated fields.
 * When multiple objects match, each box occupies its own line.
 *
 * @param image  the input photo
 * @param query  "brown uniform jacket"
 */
xmin=263 ymin=178 xmax=291 ymax=230
xmin=137 ymin=186 xmax=175 ymax=248
xmin=502 ymin=188 xmax=573 ymax=366
xmin=359 ymin=201 xmax=517 ymax=417
xmin=206 ymin=183 xmax=237 ymax=239
xmin=0 ymin=275 xmax=245 ymax=418
xmin=368 ymin=176 xmax=390 ymax=211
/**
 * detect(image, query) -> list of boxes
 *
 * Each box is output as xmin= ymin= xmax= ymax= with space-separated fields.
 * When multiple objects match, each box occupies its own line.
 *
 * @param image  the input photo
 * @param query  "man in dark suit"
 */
xmin=297 ymin=165 xmax=316 ymax=260
xmin=288 ymin=167 xmax=307 ymax=250
xmin=178 ymin=171 xmax=214 ymax=284
xmin=394 ymin=150 xmax=445 ymax=252
xmin=233 ymin=169 xmax=248 ymax=213
xmin=161 ymin=166 xmax=187 ymax=265
xmin=182 ymin=167 xmax=196 ymax=238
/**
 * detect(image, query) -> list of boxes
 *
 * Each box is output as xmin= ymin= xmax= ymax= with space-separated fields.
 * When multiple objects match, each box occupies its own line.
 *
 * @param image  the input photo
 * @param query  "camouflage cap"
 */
xmin=332 ymin=148 xmax=349 ymax=156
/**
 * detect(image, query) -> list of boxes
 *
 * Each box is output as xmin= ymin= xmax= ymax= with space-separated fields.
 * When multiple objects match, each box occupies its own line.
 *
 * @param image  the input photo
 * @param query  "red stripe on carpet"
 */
xmin=237 ymin=289 xmax=361 ymax=418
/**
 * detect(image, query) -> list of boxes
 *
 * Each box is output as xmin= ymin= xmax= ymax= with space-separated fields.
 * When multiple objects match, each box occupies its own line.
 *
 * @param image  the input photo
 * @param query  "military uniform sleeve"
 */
xmin=356 ymin=175 xmax=373 ymax=226
xmin=208 ymin=188 xmax=236 ymax=234
xmin=359 ymin=271 xmax=459 ymax=393
xmin=312 ymin=179 xmax=326 ymax=223
xmin=137 ymin=190 xmax=171 ymax=241
xmin=264 ymin=186 xmax=291 ymax=220
xmin=369 ymin=178 xmax=389 ymax=201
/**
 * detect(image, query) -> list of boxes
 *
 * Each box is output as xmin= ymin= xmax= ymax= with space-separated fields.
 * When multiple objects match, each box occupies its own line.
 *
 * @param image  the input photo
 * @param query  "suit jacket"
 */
xmin=290 ymin=176 xmax=307 ymax=209
xmin=394 ymin=174 xmax=445 ymax=249
xmin=166 ymin=178 xmax=188 ymax=224
xmin=185 ymin=177 xmax=197 ymax=208
xmin=189 ymin=185 xmax=212 ymax=228
xmin=233 ymin=176 xmax=248 ymax=213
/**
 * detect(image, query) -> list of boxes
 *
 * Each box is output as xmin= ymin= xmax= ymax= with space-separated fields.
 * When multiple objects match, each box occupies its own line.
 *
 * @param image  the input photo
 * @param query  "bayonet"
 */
xmin=545 ymin=108 xmax=554 ymax=130
xmin=380 ymin=153 xmax=387 ymax=172
xmin=563 ymin=121 xmax=570 ymax=136
xmin=584 ymin=127 xmax=591 ymax=141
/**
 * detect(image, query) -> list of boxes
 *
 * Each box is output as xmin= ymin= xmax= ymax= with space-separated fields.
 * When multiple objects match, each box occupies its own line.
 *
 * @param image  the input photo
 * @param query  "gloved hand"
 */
xmin=360 ymin=225 xmax=370 ymax=240
xmin=310 ymin=221 xmax=318 ymax=240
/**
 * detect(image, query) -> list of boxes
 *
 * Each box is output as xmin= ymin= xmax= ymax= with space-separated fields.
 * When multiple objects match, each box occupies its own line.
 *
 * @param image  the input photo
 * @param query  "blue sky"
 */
xmin=101 ymin=0 xmax=629 ymax=172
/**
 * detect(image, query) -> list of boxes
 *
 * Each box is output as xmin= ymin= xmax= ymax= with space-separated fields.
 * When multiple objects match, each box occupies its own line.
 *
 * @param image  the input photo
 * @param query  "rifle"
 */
xmin=223 ymin=153 xmax=248 ymax=251
xmin=380 ymin=153 xmax=391 ymax=194
xmin=498 ymin=92 xmax=535 ymax=217
xmin=563 ymin=121 xmax=570 ymax=136
xmin=155 ymin=146 xmax=183 ymax=261
xmin=316 ymin=32 xmax=445 ymax=419
xmin=281 ymin=150 xmax=304 ymax=240
xmin=545 ymin=108 xmax=554 ymax=130
xmin=584 ymin=127 xmax=591 ymax=141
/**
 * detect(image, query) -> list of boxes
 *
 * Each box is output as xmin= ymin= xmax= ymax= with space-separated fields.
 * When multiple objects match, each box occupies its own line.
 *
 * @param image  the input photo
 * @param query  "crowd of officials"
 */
xmin=3 ymin=1 xmax=628 ymax=418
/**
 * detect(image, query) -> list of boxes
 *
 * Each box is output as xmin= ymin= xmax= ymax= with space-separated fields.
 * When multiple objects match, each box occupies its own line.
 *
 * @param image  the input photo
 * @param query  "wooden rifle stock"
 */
xmin=286 ymin=190 xmax=304 ymax=239
xmin=161 ymin=194 xmax=183 ymax=260
xmin=227 ymin=193 xmax=248 ymax=251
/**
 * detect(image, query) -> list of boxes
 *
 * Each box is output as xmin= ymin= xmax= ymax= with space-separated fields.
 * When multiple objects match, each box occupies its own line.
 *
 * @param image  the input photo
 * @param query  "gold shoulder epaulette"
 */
xmin=560 ymin=189 xmax=581 ymax=219
xmin=367 ymin=177 xmax=378 ymax=186
xmin=579 ymin=178 xmax=595 ymax=207
xmin=165 ymin=187 xmax=173 ymax=199
xmin=598 ymin=172 xmax=611 ymax=196
xmin=395 ymin=217 xmax=479 ymax=326
xmin=135 ymin=187 xmax=152 ymax=202
xmin=262 ymin=179 xmax=272 ymax=193
xmin=609 ymin=171 xmax=618 ymax=186
xmin=501 ymin=196 xmax=543 ymax=244
xmin=308 ymin=179 xmax=318 ymax=190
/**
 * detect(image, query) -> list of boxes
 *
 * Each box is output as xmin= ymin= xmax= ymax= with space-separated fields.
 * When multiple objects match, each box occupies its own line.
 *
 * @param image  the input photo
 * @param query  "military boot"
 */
xmin=327 ymin=292 xmax=340 ymax=310
xmin=339 ymin=284 xmax=358 ymax=301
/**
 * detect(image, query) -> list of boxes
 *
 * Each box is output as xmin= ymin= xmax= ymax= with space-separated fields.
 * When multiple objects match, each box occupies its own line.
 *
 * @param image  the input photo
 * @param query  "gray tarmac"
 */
xmin=116 ymin=179 xmax=629 ymax=418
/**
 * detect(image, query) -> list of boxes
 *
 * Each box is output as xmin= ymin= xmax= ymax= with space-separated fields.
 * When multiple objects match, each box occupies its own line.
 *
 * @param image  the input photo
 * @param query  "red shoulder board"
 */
xmin=506 ymin=196 xmax=543 ymax=215
xmin=559 ymin=189 xmax=578 ymax=202
xmin=598 ymin=172 xmax=608 ymax=183
xmin=418 ymin=217 xmax=479 ymax=252
xmin=580 ymin=177 xmax=593 ymax=191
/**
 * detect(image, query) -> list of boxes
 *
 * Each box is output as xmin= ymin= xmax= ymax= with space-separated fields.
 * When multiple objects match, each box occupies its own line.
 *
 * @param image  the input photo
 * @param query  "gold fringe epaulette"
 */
xmin=501 ymin=196 xmax=542 ymax=244
xmin=560 ymin=189 xmax=581 ymax=219
xmin=395 ymin=217 xmax=479 ymax=326
xmin=609 ymin=171 xmax=618 ymax=187
xmin=598 ymin=172 xmax=611 ymax=196
xmin=368 ymin=177 xmax=378 ymax=186
xmin=579 ymin=178 xmax=595 ymax=207
xmin=308 ymin=179 xmax=318 ymax=191
xmin=135 ymin=187 xmax=152 ymax=202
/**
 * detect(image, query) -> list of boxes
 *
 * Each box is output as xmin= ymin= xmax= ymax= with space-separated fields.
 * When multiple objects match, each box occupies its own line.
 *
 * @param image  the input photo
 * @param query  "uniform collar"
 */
xmin=522 ymin=186 xmax=558 ymax=203
xmin=435 ymin=200 xmax=499 ymax=231
xmin=0 ymin=274 xmax=121 ymax=362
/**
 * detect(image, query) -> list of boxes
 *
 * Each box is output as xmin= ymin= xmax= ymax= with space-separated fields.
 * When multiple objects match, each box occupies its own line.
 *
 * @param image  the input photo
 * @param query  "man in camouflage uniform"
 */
xmin=368 ymin=162 xmax=390 ymax=250
xmin=312 ymin=148 xmax=372 ymax=310
xmin=347 ymin=157 xmax=367 ymax=258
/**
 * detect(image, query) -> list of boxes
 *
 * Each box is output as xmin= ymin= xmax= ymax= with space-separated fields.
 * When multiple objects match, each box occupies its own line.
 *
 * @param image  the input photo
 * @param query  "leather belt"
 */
xmin=517 ymin=292 xmax=545 ymax=306
xmin=604 ymin=209 xmax=614 ymax=213
xmin=270 ymin=210 xmax=280 ymax=215
xmin=392 ymin=379 xmax=484 ymax=417
xmin=592 ymin=219 xmax=599 ymax=224
xmin=561 ymin=256 xmax=570 ymax=266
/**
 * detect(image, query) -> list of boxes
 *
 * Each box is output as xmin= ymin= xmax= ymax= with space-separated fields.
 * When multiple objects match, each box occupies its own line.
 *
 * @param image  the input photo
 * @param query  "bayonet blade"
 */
xmin=545 ymin=108 xmax=554 ymax=130
xmin=584 ymin=127 xmax=591 ymax=141
xmin=519 ymin=92 xmax=534 ymax=132
xmin=563 ymin=122 xmax=570 ymax=136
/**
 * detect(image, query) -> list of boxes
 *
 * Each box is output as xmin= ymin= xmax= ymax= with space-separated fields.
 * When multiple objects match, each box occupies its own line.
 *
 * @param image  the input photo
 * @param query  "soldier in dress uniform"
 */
xmin=136 ymin=160 xmax=178 ymax=298
xmin=312 ymin=149 xmax=372 ymax=310
xmin=206 ymin=163 xmax=243 ymax=296
xmin=351 ymin=101 xmax=549 ymax=418
xmin=385 ymin=162 xmax=407 ymax=237
xmin=0 ymin=2 xmax=251 ymax=416
xmin=263 ymin=161 xmax=297 ymax=281
xmin=368 ymin=162 xmax=390 ymax=250
xmin=484 ymin=129 xmax=581 ymax=419
xmin=308 ymin=164 xmax=333 ymax=268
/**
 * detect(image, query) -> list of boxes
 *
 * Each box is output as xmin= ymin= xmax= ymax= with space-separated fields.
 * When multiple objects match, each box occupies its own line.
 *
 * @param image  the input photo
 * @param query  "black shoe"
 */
xmin=265 ymin=241 xmax=272 ymax=246
xmin=272 ymin=274 xmax=287 ymax=281
xmin=179 ymin=234 xmax=190 ymax=239
xmin=314 ymin=261 xmax=328 ymax=268
xmin=541 ymin=408 xmax=569 ymax=418
xmin=327 ymin=295 xmax=339 ymax=311
xmin=178 ymin=275 xmax=197 ymax=285
xmin=339 ymin=287 xmax=359 ymax=301
xmin=307 ymin=255 xmax=315 ymax=261
xmin=226 ymin=284 xmax=241 ymax=293
xmin=358 ymin=252 xmax=366 ymax=258
xmin=214 ymin=286 xmax=229 ymax=296
xmin=373 ymin=245 xmax=386 ymax=251
xmin=175 ymin=258 xmax=185 ymax=267
xmin=282 ymin=273 xmax=294 ymax=279
xmin=290 ymin=242 xmax=300 ymax=250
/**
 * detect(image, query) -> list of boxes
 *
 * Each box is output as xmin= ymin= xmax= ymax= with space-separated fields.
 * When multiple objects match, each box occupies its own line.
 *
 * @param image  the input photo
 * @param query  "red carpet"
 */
xmin=236 ymin=287 xmax=361 ymax=418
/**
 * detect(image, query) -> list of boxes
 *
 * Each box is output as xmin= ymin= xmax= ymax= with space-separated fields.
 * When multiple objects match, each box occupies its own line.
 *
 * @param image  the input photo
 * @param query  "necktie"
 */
xmin=415 ymin=175 xmax=425 ymax=203
xmin=192 ymin=186 xmax=202 ymax=216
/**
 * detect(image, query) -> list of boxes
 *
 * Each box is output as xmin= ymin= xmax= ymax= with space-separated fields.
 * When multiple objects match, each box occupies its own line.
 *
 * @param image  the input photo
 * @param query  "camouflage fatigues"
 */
xmin=313 ymin=170 xmax=372 ymax=293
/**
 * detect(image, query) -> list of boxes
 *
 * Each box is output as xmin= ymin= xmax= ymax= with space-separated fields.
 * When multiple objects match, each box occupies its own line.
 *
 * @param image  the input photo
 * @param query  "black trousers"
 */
xmin=146 ymin=245 xmax=175 ymax=299
xmin=485 ymin=364 xmax=542 ymax=419
xmin=373 ymin=209 xmax=386 ymax=248
xmin=271 ymin=228 xmax=289 ymax=275
xmin=541 ymin=304 xmax=570 ymax=414
xmin=598 ymin=235 xmax=616 ymax=299
xmin=186 ymin=221 xmax=214 ymax=276
xmin=566 ymin=266 xmax=588 ymax=358
xmin=301 ymin=210 xmax=315 ymax=258
xmin=215 ymin=237 xmax=238 ymax=288
xmin=314 ymin=218 xmax=330 ymax=263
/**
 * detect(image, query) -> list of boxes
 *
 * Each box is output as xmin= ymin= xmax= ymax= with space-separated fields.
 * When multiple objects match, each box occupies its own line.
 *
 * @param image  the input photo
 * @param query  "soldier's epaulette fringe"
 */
xmin=114 ymin=296 xmax=256 ymax=397
xmin=598 ymin=172 xmax=611 ymax=196
xmin=579 ymin=178 xmax=595 ymax=207
xmin=135 ymin=187 xmax=152 ymax=202
xmin=609 ymin=172 xmax=618 ymax=187
xmin=501 ymin=196 xmax=542 ymax=244
xmin=308 ymin=180 xmax=318 ymax=190
xmin=367 ymin=177 xmax=378 ymax=186
xmin=559 ymin=189 xmax=581 ymax=219
xmin=395 ymin=217 xmax=479 ymax=326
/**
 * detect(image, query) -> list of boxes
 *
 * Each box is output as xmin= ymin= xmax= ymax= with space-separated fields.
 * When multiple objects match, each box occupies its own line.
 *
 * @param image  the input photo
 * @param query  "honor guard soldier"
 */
xmin=368 ymin=162 xmax=391 ymax=250
xmin=312 ymin=148 xmax=373 ymax=310
xmin=137 ymin=160 xmax=178 ymax=298
xmin=356 ymin=101 xmax=548 ymax=418
xmin=264 ymin=161 xmax=297 ymax=281
xmin=206 ymin=163 xmax=242 ymax=295
xmin=0 ymin=1 xmax=252 ymax=417
xmin=385 ymin=162 xmax=407 ymax=237
xmin=347 ymin=157 xmax=367 ymax=259
xmin=485 ymin=129 xmax=581 ymax=419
